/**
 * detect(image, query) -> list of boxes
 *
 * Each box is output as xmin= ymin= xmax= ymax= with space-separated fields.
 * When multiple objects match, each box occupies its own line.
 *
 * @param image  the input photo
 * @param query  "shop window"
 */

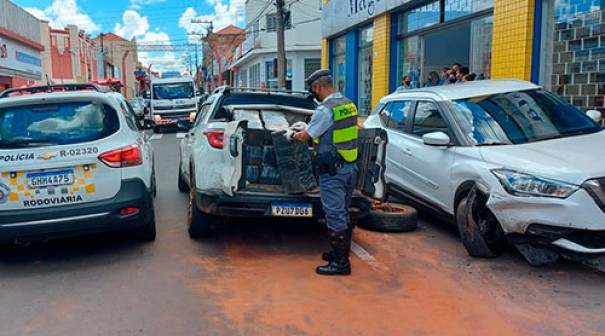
xmin=239 ymin=69 xmax=248 ymax=87
xmin=396 ymin=36 xmax=421 ymax=89
xmin=397 ymin=1 xmax=440 ymax=35
xmin=332 ymin=35 xmax=347 ymax=94
xmin=358 ymin=26 xmax=374 ymax=116
xmin=265 ymin=59 xmax=292 ymax=89
xmin=444 ymin=0 xmax=493 ymax=21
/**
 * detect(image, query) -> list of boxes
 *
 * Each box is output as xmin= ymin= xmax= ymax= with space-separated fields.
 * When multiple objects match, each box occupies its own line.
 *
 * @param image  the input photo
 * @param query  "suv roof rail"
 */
xmin=212 ymin=85 xmax=310 ymax=96
xmin=0 ymin=83 xmax=111 ymax=98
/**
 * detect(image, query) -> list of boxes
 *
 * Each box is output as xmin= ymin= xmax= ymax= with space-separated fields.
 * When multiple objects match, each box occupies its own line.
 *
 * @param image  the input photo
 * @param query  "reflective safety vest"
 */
xmin=313 ymin=96 xmax=358 ymax=162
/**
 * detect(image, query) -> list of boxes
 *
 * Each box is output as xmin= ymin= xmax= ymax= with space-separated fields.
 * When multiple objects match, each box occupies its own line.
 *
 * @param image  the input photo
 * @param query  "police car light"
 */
xmin=98 ymin=145 xmax=143 ymax=168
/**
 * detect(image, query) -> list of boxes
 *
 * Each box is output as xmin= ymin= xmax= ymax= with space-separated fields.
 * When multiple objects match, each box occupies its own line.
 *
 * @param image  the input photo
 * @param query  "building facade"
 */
xmin=0 ymin=0 xmax=44 ymax=91
xmin=202 ymin=25 xmax=246 ymax=92
xmin=321 ymin=0 xmax=605 ymax=117
xmin=231 ymin=0 xmax=322 ymax=92
xmin=39 ymin=22 xmax=99 ymax=85
xmin=93 ymin=33 xmax=139 ymax=99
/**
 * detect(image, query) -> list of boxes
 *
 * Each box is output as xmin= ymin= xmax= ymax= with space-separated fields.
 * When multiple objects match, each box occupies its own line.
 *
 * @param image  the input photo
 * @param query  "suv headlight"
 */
xmin=491 ymin=168 xmax=579 ymax=198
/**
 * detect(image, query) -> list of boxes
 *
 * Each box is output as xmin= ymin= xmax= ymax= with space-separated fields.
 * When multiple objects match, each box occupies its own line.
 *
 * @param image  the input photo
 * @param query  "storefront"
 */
xmin=322 ymin=0 xmax=495 ymax=115
xmin=0 ymin=34 xmax=43 ymax=91
xmin=0 ymin=0 xmax=44 ymax=92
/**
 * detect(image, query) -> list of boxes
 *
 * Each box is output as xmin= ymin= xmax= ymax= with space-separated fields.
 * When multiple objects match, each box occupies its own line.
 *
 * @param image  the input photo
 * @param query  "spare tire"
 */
xmin=358 ymin=203 xmax=418 ymax=233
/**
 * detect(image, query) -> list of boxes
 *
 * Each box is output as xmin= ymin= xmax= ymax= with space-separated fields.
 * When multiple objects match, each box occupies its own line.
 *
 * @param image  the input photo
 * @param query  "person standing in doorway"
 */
xmin=292 ymin=69 xmax=359 ymax=276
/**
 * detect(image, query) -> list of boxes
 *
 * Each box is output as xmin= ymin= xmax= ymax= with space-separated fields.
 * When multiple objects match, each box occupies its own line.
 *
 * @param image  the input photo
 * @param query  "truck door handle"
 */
xmin=404 ymin=148 xmax=412 ymax=156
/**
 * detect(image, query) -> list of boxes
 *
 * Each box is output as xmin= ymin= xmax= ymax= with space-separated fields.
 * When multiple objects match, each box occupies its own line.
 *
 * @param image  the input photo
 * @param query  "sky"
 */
xmin=11 ymin=0 xmax=246 ymax=74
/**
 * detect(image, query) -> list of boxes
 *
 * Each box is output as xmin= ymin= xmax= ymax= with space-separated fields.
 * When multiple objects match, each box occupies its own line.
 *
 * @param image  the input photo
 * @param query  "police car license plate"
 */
xmin=271 ymin=202 xmax=312 ymax=217
xmin=27 ymin=169 xmax=75 ymax=188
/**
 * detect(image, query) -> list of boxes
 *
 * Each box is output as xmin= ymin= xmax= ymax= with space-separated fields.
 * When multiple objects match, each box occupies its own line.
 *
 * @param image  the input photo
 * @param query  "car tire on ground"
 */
xmin=456 ymin=187 xmax=505 ymax=258
xmin=178 ymin=163 xmax=189 ymax=193
xmin=132 ymin=212 xmax=156 ymax=242
xmin=188 ymin=188 xmax=214 ymax=238
xmin=358 ymin=203 xmax=418 ymax=233
xmin=153 ymin=125 xmax=161 ymax=133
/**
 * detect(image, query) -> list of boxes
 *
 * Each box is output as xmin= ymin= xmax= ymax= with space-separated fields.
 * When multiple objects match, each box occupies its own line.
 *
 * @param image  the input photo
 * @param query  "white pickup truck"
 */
xmin=177 ymin=87 xmax=387 ymax=237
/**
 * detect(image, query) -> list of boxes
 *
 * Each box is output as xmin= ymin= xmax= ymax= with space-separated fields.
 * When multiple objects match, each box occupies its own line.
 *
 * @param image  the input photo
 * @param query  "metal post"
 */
xmin=100 ymin=33 xmax=106 ymax=79
xmin=276 ymin=0 xmax=287 ymax=89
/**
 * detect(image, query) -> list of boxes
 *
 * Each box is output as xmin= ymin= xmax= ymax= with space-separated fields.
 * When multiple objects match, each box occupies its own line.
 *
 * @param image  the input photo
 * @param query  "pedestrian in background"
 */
xmin=397 ymin=74 xmax=414 ymax=91
xmin=292 ymin=69 xmax=359 ymax=276
xmin=423 ymin=71 xmax=444 ymax=87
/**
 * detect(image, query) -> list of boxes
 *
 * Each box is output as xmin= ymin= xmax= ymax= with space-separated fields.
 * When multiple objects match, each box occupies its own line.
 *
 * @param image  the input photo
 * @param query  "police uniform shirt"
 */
xmin=306 ymin=92 xmax=344 ymax=139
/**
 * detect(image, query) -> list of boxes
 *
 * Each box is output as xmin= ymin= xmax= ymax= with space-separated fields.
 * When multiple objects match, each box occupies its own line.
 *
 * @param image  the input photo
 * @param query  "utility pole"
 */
xmin=275 ymin=0 xmax=287 ymax=89
xmin=100 ymin=33 xmax=106 ymax=78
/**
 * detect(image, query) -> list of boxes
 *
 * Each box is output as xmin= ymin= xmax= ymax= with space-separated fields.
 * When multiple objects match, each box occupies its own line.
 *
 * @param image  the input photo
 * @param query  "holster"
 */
xmin=313 ymin=152 xmax=342 ymax=176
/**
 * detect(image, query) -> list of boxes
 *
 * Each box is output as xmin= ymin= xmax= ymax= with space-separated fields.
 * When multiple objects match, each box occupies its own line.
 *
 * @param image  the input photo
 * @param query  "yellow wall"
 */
xmin=321 ymin=38 xmax=329 ymax=69
xmin=371 ymin=13 xmax=390 ymax=110
xmin=491 ymin=0 xmax=534 ymax=80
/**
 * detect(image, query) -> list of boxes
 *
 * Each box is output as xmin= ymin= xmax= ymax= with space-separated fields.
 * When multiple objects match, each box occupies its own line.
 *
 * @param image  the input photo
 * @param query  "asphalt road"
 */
xmin=0 ymin=132 xmax=604 ymax=336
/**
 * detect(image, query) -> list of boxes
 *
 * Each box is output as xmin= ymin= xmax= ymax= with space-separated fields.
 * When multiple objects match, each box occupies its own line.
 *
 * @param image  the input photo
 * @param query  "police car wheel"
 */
xmin=358 ymin=203 xmax=418 ymax=233
xmin=132 ymin=213 xmax=156 ymax=242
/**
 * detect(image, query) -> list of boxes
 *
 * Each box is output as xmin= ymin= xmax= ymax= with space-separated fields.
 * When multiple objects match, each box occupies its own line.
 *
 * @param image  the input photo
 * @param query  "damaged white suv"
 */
xmin=364 ymin=79 xmax=605 ymax=266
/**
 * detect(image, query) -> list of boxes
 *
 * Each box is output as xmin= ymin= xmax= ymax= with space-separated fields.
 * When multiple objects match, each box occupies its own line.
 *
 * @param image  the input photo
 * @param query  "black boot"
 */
xmin=316 ymin=229 xmax=352 ymax=276
xmin=321 ymin=250 xmax=335 ymax=262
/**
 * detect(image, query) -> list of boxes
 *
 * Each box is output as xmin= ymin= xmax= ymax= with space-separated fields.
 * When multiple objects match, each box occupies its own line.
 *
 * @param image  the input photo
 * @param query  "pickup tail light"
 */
xmin=205 ymin=130 xmax=224 ymax=149
xmin=99 ymin=145 xmax=143 ymax=168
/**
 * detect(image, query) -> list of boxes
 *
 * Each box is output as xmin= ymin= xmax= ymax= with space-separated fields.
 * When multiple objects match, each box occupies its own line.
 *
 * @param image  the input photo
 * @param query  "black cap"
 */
xmin=305 ymin=69 xmax=331 ymax=87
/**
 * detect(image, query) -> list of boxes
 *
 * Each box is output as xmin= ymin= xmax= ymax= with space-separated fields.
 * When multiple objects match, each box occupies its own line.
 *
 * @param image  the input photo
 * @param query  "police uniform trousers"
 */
xmin=318 ymin=162 xmax=358 ymax=232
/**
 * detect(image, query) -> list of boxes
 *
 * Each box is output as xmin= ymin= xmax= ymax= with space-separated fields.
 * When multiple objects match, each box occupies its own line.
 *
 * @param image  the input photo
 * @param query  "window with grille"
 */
xmin=304 ymin=58 xmax=321 ymax=79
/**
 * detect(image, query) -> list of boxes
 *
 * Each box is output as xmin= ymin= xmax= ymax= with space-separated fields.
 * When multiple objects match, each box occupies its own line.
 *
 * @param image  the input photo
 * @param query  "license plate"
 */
xmin=27 ymin=169 xmax=75 ymax=188
xmin=271 ymin=202 xmax=313 ymax=217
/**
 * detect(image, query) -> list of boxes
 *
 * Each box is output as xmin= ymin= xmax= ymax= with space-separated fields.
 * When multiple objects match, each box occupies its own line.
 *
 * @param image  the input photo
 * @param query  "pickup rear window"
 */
xmin=0 ymin=102 xmax=119 ymax=148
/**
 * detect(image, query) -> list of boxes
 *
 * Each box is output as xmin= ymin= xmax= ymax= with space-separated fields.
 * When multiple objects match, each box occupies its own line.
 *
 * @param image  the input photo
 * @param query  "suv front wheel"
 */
xmin=455 ymin=187 xmax=505 ymax=257
xmin=188 ymin=188 xmax=215 ymax=238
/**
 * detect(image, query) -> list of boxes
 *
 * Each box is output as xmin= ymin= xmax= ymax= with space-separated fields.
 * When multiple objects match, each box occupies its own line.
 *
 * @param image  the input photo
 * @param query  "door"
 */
xmin=221 ymin=120 xmax=246 ymax=196
xmin=357 ymin=127 xmax=388 ymax=200
xmin=401 ymin=100 xmax=457 ymax=214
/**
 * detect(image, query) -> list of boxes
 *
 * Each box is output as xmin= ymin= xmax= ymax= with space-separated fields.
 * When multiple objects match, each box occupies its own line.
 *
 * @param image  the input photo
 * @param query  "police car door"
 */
xmin=221 ymin=120 xmax=246 ymax=196
xmin=357 ymin=127 xmax=387 ymax=200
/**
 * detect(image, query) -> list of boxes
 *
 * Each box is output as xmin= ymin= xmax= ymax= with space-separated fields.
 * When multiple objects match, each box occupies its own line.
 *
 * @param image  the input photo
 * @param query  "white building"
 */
xmin=231 ymin=0 xmax=322 ymax=91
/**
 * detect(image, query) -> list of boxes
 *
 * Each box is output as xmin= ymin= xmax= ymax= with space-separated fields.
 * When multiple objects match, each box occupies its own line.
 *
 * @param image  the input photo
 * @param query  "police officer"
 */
xmin=292 ymin=69 xmax=358 ymax=276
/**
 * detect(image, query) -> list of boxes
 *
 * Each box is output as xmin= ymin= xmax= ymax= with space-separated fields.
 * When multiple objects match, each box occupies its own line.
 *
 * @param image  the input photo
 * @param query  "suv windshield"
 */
xmin=0 ymin=102 xmax=119 ymax=148
xmin=450 ymin=89 xmax=602 ymax=145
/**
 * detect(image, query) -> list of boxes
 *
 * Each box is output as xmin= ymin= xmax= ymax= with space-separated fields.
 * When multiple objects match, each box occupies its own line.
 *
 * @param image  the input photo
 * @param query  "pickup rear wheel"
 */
xmin=456 ymin=187 xmax=505 ymax=258
xmin=178 ymin=163 xmax=189 ymax=193
xmin=188 ymin=188 xmax=214 ymax=238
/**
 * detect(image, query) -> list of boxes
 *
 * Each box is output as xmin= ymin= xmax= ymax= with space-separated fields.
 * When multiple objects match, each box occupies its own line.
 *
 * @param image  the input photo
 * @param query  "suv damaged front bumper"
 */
xmin=486 ymin=188 xmax=605 ymax=256
xmin=195 ymin=190 xmax=371 ymax=221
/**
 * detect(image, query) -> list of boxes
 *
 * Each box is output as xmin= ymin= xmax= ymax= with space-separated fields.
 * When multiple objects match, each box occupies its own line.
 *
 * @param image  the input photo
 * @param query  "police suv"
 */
xmin=0 ymin=84 xmax=156 ymax=244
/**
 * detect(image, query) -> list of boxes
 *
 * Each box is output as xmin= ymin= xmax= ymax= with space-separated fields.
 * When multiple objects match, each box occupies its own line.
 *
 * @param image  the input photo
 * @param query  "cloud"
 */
xmin=182 ymin=0 xmax=246 ymax=39
xmin=114 ymin=10 xmax=150 ymax=40
xmin=25 ymin=0 xmax=100 ymax=33
xmin=129 ymin=0 xmax=167 ymax=10
xmin=137 ymin=32 xmax=188 ymax=74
